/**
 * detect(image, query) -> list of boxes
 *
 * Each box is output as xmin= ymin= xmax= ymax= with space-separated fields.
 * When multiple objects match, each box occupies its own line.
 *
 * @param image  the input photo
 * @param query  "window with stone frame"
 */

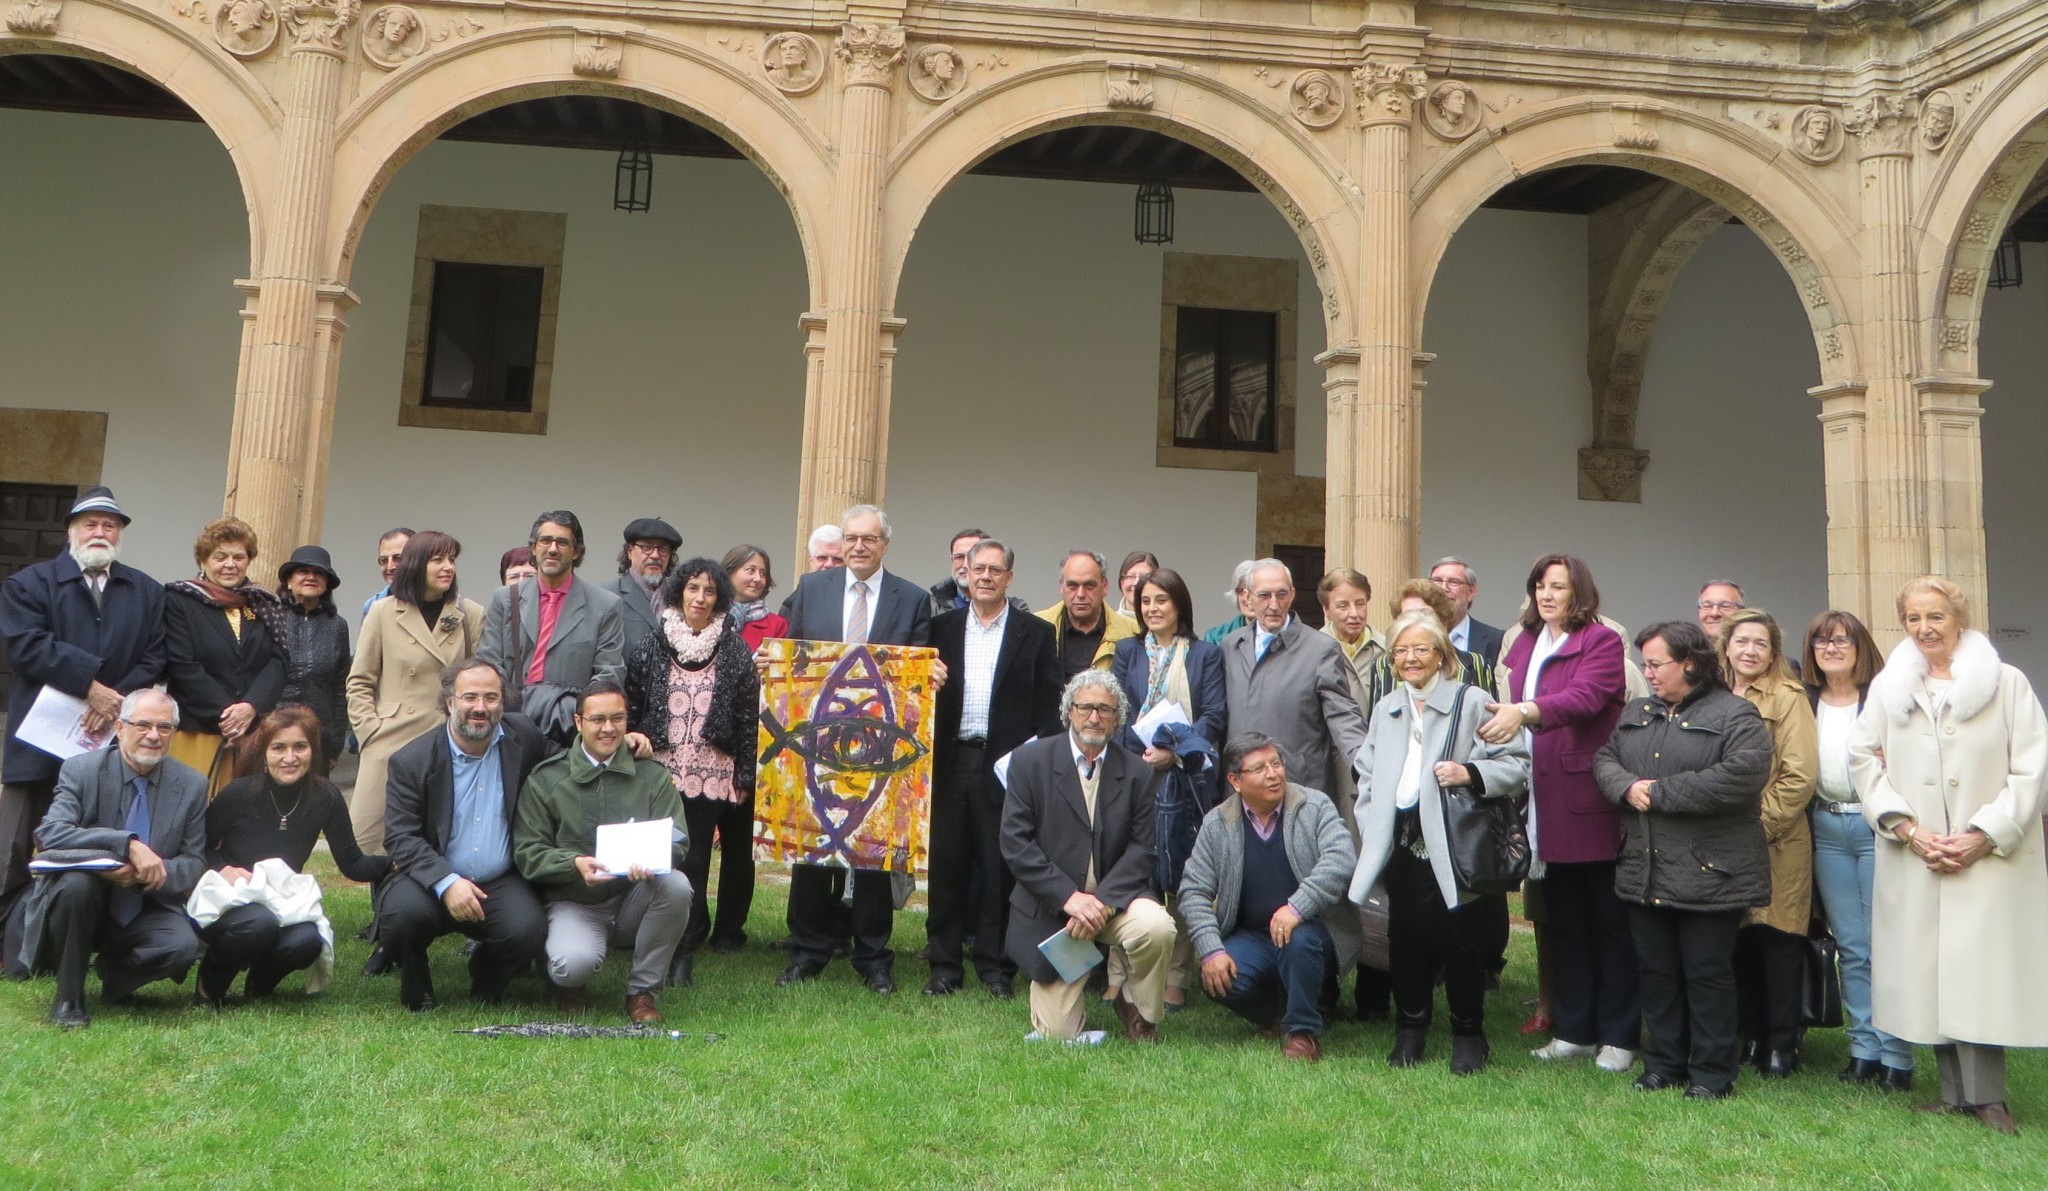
xmin=399 ymin=204 xmax=565 ymax=435
xmin=1171 ymin=306 xmax=1277 ymax=452
xmin=421 ymin=261 xmax=545 ymax=411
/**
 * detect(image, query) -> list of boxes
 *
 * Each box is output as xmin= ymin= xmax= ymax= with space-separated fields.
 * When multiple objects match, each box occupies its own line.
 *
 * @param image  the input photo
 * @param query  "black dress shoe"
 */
xmin=49 ymin=999 xmax=90 ymax=1029
xmin=987 ymin=980 xmax=1016 ymax=1002
xmin=193 ymin=975 xmax=226 ymax=1011
xmin=775 ymin=963 xmax=821 ymax=987
xmin=866 ymin=971 xmax=898 ymax=996
xmin=1387 ymin=1027 xmax=1427 ymax=1069
xmin=709 ymin=937 xmax=744 ymax=955
xmin=923 ymin=975 xmax=962 ymax=997
xmin=1633 ymin=1071 xmax=1685 ymax=1092
xmin=1450 ymin=1034 xmax=1491 ymax=1076
xmin=361 ymin=946 xmax=393 ymax=977
xmin=1839 ymin=1058 xmax=1883 ymax=1084
xmin=1739 ymin=1039 xmax=1762 ymax=1070
xmin=1684 ymin=1083 xmax=1734 ymax=1100
xmin=1761 ymin=1050 xmax=1800 ymax=1079
xmin=666 ymin=953 xmax=694 ymax=989
xmin=406 ymin=995 xmax=438 ymax=1014
xmin=1879 ymin=1066 xmax=1915 ymax=1093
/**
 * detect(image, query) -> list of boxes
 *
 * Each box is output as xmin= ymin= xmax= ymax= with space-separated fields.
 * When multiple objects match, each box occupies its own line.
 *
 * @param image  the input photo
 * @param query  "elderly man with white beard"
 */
xmin=0 ymin=487 xmax=167 ymax=977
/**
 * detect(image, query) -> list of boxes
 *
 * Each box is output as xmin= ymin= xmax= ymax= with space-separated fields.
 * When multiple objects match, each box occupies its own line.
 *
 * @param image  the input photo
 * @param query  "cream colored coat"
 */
xmin=344 ymin=594 xmax=486 ymax=853
xmin=1739 ymin=671 xmax=1816 ymax=933
xmin=1850 ymin=631 xmax=2048 ymax=1047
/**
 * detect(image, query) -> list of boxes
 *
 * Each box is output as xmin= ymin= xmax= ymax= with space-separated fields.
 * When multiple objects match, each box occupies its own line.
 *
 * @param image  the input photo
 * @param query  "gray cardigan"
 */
xmin=1178 ymin=783 xmax=1357 ymax=964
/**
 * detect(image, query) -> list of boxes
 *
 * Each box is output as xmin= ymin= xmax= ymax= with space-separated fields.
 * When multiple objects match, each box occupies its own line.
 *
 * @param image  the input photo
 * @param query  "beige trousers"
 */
xmin=1029 ymin=897 xmax=1177 ymax=1040
xmin=1105 ymin=900 xmax=1196 ymax=996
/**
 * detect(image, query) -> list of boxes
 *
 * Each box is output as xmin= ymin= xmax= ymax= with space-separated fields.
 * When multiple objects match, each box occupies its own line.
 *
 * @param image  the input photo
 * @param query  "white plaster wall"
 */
xmin=1980 ymin=240 xmax=2048 ymax=681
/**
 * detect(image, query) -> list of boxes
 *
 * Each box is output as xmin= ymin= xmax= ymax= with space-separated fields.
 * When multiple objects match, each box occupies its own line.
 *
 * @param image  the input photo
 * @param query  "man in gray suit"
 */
xmin=479 ymin=510 xmax=626 ymax=740
xmin=605 ymin=517 xmax=682 ymax=656
xmin=1221 ymin=559 xmax=1370 ymax=803
xmin=20 ymin=689 xmax=205 ymax=1028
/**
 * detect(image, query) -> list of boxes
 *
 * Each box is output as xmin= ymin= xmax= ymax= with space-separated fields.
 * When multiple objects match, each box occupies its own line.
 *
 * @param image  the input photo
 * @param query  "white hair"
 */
xmin=807 ymin=524 xmax=843 ymax=554
xmin=1226 ymin=559 xmax=1257 ymax=599
xmin=839 ymin=504 xmax=892 ymax=542
xmin=1247 ymin=558 xmax=1293 ymax=590
xmin=1430 ymin=556 xmax=1476 ymax=585
xmin=119 ymin=687 xmax=180 ymax=727
xmin=1059 ymin=669 xmax=1129 ymax=732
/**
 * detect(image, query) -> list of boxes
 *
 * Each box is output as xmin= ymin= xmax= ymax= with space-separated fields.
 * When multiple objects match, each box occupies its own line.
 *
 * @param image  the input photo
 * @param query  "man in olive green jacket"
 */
xmin=514 ymin=679 xmax=692 ymax=1023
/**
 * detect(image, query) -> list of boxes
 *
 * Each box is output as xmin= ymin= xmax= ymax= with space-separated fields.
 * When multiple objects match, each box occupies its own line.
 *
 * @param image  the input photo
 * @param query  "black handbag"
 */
xmin=1437 ymin=683 xmax=1533 ymax=897
xmin=507 ymin=583 xmax=579 ymax=747
xmin=1801 ymin=926 xmax=1845 ymax=1029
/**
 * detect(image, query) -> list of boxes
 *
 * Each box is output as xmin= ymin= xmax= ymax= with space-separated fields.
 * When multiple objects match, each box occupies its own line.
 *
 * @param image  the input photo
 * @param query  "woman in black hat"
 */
xmin=276 ymin=545 xmax=351 ymax=774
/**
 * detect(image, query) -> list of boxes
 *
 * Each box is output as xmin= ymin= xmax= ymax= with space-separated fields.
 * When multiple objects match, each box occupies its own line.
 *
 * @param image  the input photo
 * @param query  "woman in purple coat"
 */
xmin=1482 ymin=553 xmax=1637 ymax=1073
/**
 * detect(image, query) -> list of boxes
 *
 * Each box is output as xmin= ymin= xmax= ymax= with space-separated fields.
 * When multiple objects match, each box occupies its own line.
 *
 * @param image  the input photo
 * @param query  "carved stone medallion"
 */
xmin=1289 ymin=70 xmax=1343 ymax=129
xmin=213 ymin=0 xmax=279 ymax=58
xmin=1422 ymin=81 xmax=1480 ymax=141
xmin=359 ymin=5 xmax=423 ymax=69
xmin=1787 ymin=105 xmax=1842 ymax=164
xmin=761 ymin=31 xmax=823 ymax=96
xmin=908 ymin=43 xmax=965 ymax=103
xmin=1920 ymin=90 xmax=1956 ymax=152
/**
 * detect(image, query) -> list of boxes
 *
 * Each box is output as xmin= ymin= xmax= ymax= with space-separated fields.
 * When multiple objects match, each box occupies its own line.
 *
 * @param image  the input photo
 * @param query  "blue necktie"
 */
xmin=109 ymin=776 xmax=150 ymax=926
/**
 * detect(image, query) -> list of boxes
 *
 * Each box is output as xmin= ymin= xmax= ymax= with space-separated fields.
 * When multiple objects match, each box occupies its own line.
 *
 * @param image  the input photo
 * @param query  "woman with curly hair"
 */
xmin=163 ymin=517 xmax=287 ymax=796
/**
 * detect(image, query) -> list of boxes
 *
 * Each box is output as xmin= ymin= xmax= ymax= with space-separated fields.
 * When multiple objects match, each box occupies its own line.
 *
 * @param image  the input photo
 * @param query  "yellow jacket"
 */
xmin=1036 ymin=604 xmax=1141 ymax=671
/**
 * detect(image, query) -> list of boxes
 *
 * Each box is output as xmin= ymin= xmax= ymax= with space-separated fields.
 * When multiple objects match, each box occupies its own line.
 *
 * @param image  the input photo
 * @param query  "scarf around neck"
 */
xmin=661 ymin=607 xmax=723 ymax=665
xmin=732 ymin=599 xmax=769 ymax=626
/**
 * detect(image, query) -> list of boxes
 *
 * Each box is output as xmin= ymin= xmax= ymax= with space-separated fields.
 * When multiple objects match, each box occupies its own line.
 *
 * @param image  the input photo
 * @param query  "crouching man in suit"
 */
xmin=22 ymin=689 xmax=205 ymax=1028
xmin=1000 ymin=669 xmax=1175 ymax=1043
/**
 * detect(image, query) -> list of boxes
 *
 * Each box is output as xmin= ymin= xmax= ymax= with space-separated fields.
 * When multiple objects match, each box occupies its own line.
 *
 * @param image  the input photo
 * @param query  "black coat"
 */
xmin=162 ymin=585 xmax=286 ymax=734
xmin=1593 ymin=687 xmax=1775 ymax=912
xmin=0 ymin=554 xmax=166 ymax=784
xmin=624 ymin=616 xmax=760 ymax=794
xmin=277 ymin=601 xmax=351 ymax=762
xmin=778 ymin=568 xmax=932 ymax=647
xmin=382 ymin=712 xmax=550 ymax=897
xmin=931 ymin=606 xmax=1062 ymax=775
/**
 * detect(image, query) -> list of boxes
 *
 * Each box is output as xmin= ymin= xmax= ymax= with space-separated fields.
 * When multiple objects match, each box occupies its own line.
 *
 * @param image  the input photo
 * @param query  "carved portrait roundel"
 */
xmin=1788 ymin=105 xmax=1843 ymax=165
xmin=762 ymin=32 xmax=824 ymax=96
xmin=360 ymin=5 xmax=425 ymax=70
xmin=908 ymin=44 xmax=966 ymax=103
xmin=1422 ymin=81 xmax=1481 ymax=141
xmin=213 ymin=0 xmax=279 ymax=59
xmin=1289 ymin=69 xmax=1344 ymax=130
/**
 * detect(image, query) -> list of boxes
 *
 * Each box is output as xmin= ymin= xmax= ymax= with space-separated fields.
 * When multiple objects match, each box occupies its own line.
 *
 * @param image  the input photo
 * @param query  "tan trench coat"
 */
xmin=1850 ymin=631 xmax=2048 ymax=1047
xmin=1740 ymin=670 xmax=1816 ymax=933
xmin=344 ymin=594 xmax=486 ymax=853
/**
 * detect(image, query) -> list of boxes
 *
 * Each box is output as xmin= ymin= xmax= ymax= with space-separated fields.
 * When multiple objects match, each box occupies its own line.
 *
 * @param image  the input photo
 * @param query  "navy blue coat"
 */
xmin=1109 ymin=634 xmax=1227 ymax=755
xmin=0 ymin=554 xmax=166 ymax=784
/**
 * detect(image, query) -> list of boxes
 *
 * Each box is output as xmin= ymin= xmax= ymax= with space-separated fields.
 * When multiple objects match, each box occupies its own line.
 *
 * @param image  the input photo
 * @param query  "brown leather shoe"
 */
xmin=1112 ymin=991 xmax=1158 ymax=1044
xmin=554 ymin=984 xmax=591 ymax=1015
xmin=1282 ymin=1032 xmax=1322 ymax=1062
xmin=626 ymin=991 xmax=662 ymax=1026
xmin=1915 ymin=1100 xmax=1967 ymax=1116
xmin=1973 ymin=1103 xmax=2019 ymax=1136
xmin=1257 ymin=1009 xmax=1286 ymax=1039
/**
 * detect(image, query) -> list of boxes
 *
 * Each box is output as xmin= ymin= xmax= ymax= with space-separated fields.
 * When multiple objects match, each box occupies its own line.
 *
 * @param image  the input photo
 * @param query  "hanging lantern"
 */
xmin=614 ymin=145 xmax=653 ymax=213
xmin=1135 ymin=177 xmax=1174 ymax=245
xmin=1988 ymin=230 xmax=2023 ymax=290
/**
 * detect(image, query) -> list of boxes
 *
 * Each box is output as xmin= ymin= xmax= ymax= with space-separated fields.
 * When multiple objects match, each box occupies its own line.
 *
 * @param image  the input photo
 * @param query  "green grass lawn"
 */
xmin=2 ymin=858 xmax=2042 ymax=1189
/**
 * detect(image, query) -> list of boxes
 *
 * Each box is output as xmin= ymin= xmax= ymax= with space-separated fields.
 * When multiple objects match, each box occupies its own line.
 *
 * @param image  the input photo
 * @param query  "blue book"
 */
xmin=1037 ymin=927 xmax=1105 ymax=985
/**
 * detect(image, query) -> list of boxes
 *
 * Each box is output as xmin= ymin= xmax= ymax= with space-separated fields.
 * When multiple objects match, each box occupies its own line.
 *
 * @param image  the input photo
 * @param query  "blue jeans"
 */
xmin=1210 ymin=918 xmax=1333 ymax=1037
xmin=1812 ymin=808 xmax=1913 ymax=1070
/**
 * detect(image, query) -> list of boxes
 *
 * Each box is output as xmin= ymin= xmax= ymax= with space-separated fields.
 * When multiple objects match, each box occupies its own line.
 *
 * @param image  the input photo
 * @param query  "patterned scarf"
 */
xmin=169 ymin=577 xmax=291 ymax=667
xmin=1142 ymin=635 xmax=1184 ymax=714
xmin=660 ymin=607 xmax=723 ymax=665
xmin=731 ymin=600 xmax=769 ymax=626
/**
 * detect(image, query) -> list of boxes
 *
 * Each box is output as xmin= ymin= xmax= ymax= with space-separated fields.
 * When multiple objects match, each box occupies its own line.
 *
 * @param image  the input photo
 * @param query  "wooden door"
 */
xmin=0 ymin=483 xmax=77 ymax=711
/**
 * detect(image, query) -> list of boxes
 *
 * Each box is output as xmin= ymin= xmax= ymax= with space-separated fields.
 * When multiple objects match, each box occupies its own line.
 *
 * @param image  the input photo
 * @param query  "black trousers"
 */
xmin=39 ymin=871 xmax=200 ymax=1003
xmin=1629 ymin=905 xmax=1744 ymax=1091
xmin=680 ymin=793 xmax=756 ymax=954
xmin=1735 ymin=923 xmax=1806 ymax=1053
xmin=1478 ymin=892 xmax=1511 ymax=975
xmin=1542 ymin=861 xmax=1641 ymax=1049
xmin=1385 ymin=848 xmax=1488 ymax=1035
xmin=198 ymin=903 xmax=324 ymax=997
xmin=926 ymin=744 xmax=1016 ymax=987
xmin=786 ymin=864 xmax=894 ymax=978
xmin=0 ymin=780 xmax=56 ymax=978
xmin=378 ymin=870 xmax=544 ymax=1007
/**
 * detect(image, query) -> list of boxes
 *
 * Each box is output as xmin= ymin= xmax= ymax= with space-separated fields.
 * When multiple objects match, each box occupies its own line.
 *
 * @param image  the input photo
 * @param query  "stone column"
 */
xmin=1811 ymin=380 xmax=1871 ymax=627
xmin=1337 ymin=59 xmax=1428 ymax=597
xmin=221 ymin=0 xmax=358 ymax=557
xmin=1916 ymin=376 xmax=1991 ymax=618
xmin=793 ymin=22 xmax=904 ymax=546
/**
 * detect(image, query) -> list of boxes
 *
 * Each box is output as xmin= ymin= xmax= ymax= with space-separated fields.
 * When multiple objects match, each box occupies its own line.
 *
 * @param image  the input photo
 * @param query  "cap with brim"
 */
xmin=622 ymin=517 xmax=683 ymax=549
xmin=67 ymin=486 xmax=130 ymax=527
xmin=277 ymin=544 xmax=342 ymax=590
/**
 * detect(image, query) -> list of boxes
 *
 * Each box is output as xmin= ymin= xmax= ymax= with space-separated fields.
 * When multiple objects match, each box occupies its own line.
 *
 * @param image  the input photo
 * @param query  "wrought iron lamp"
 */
xmin=1135 ymin=177 xmax=1174 ymax=245
xmin=1988 ymin=229 xmax=2023 ymax=290
xmin=614 ymin=145 xmax=653 ymax=213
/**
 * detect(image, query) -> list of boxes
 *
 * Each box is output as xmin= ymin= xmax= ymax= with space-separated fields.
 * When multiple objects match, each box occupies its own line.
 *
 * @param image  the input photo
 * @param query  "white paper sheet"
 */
xmin=992 ymin=736 xmax=1040 ymax=791
xmin=593 ymin=819 xmax=674 ymax=877
xmin=16 ymin=687 xmax=112 ymax=761
xmin=1128 ymin=699 xmax=1191 ymax=747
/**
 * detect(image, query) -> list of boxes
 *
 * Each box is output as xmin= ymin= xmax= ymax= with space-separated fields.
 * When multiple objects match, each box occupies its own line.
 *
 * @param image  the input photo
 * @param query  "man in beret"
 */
xmin=606 ymin=517 xmax=682 ymax=655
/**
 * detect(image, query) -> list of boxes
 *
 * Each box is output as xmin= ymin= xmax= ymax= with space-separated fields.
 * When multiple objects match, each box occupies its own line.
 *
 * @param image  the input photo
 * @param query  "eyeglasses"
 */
xmin=1391 ymin=646 xmax=1438 ymax=659
xmin=452 ymin=691 xmax=503 ymax=706
xmin=1431 ymin=576 xmax=1472 ymax=591
xmin=1641 ymin=657 xmax=1681 ymax=673
xmin=843 ymin=534 xmax=883 ymax=547
xmin=1812 ymin=636 xmax=1854 ymax=650
xmin=1237 ymin=760 xmax=1286 ymax=779
xmin=1697 ymin=600 xmax=1743 ymax=612
xmin=967 ymin=564 xmax=1009 ymax=576
xmin=1248 ymin=590 xmax=1291 ymax=604
xmin=121 ymin=718 xmax=176 ymax=736
xmin=1070 ymin=703 xmax=1118 ymax=719
xmin=534 ymin=535 xmax=576 ymax=550
xmin=628 ymin=542 xmax=671 ymax=555
xmin=578 ymin=712 xmax=628 ymax=727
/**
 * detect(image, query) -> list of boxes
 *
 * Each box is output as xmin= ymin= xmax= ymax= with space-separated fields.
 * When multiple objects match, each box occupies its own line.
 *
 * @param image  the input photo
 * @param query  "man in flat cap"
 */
xmin=606 ymin=517 xmax=682 ymax=656
xmin=1 ymin=486 xmax=167 ymax=976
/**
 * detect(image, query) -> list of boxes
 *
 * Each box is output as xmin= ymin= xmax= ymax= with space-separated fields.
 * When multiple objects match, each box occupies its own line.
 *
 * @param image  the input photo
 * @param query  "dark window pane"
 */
xmin=422 ymin=261 xmax=545 ymax=411
xmin=1173 ymin=305 xmax=1275 ymax=452
xmin=1173 ymin=307 xmax=1219 ymax=444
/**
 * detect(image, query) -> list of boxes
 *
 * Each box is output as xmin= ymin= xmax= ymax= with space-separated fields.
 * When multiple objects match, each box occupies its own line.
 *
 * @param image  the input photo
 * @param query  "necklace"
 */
xmin=267 ymin=781 xmax=306 ymax=831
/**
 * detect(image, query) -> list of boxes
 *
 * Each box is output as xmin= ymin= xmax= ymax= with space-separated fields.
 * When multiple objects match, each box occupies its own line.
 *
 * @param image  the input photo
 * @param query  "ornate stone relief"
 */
xmin=761 ymin=31 xmax=823 ymax=96
xmin=1351 ymin=60 xmax=1426 ymax=124
xmin=214 ymin=0 xmax=278 ymax=57
xmin=359 ymin=5 xmax=422 ymax=69
xmin=836 ymin=23 xmax=904 ymax=88
xmin=1787 ymin=105 xmax=1841 ymax=164
xmin=1577 ymin=447 xmax=1649 ymax=503
xmin=907 ymin=44 xmax=965 ymax=103
xmin=1612 ymin=108 xmax=1658 ymax=150
xmin=1842 ymin=93 xmax=1910 ymax=155
xmin=282 ymin=0 xmax=360 ymax=52
xmin=4 ymin=0 xmax=59 ymax=34
xmin=1107 ymin=61 xmax=1154 ymax=109
xmin=572 ymin=32 xmax=621 ymax=79
xmin=1289 ymin=70 xmax=1343 ymax=129
xmin=1422 ymin=81 xmax=1478 ymax=141
xmin=1920 ymin=90 xmax=1956 ymax=152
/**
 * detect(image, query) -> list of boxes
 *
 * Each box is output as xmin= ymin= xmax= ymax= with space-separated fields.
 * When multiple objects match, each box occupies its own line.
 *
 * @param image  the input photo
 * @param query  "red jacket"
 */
xmin=740 ymin=613 xmax=788 ymax=651
xmin=1501 ymin=621 xmax=1628 ymax=865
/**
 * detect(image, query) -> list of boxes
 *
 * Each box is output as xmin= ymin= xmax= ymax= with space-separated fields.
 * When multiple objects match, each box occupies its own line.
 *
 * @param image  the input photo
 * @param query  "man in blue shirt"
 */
xmin=377 ymin=658 xmax=549 ymax=1011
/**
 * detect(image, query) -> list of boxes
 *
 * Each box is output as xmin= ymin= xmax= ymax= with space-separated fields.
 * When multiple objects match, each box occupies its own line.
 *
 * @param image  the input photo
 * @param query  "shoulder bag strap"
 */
xmin=506 ymin=583 xmax=526 ymax=699
xmin=1437 ymin=682 xmax=1473 ymax=767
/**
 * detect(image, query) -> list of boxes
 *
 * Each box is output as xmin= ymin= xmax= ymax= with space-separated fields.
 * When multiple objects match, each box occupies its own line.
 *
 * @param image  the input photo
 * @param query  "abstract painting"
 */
xmin=754 ymin=639 xmax=937 ymax=873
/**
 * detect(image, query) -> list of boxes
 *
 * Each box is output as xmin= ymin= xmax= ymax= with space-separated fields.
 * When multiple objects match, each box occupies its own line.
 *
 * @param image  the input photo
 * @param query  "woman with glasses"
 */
xmin=1801 ymin=609 xmax=1912 ymax=1090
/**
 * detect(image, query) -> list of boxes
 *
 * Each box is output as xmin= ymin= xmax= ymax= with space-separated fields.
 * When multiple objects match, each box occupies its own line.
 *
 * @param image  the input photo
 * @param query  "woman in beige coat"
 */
xmin=344 ymin=530 xmax=485 ymax=855
xmin=1720 ymin=609 xmax=1817 ymax=1078
xmin=1850 ymin=576 xmax=2048 ymax=1136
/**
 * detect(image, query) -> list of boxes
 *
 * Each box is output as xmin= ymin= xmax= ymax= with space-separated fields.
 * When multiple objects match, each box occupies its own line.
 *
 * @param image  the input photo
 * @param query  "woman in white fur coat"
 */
xmin=1849 ymin=575 xmax=2048 ymax=1136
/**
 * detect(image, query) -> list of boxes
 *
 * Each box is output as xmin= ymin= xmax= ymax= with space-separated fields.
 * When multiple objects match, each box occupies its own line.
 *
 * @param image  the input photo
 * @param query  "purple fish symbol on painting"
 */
xmin=759 ymin=645 xmax=928 ymax=855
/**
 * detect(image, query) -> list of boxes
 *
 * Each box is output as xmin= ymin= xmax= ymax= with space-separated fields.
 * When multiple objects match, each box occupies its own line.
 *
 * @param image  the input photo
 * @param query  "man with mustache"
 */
xmin=376 ymin=658 xmax=551 ymax=1010
xmin=1 ymin=486 xmax=166 ymax=978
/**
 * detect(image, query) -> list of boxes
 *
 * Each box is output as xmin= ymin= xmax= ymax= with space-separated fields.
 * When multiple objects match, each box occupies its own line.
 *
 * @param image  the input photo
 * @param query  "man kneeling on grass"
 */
xmin=1179 ymin=732 xmax=1357 ymax=1062
xmin=514 ymin=678 xmax=692 ymax=1025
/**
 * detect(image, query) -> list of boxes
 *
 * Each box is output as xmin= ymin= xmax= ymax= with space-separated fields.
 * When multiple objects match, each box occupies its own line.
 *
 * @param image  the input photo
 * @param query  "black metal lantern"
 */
xmin=614 ymin=145 xmax=653 ymax=213
xmin=1135 ymin=177 xmax=1174 ymax=245
xmin=1988 ymin=230 xmax=2023 ymax=290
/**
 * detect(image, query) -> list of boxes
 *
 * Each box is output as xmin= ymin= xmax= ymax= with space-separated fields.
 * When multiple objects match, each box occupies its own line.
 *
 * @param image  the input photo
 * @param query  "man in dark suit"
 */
xmin=0 ymin=486 xmax=166 ymax=976
xmin=377 ymin=657 xmax=550 ymax=1011
xmin=478 ymin=510 xmax=627 ymax=739
xmin=20 ymin=690 xmax=203 ymax=1027
xmin=1000 ymin=670 xmax=1175 ymax=1043
xmin=774 ymin=503 xmax=934 ymax=994
xmin=1430 ymin=556 xmax=1503 ymax=669
xmin=926 ymin=538 xmax=1061 ymax=999
xmin=605 ymin=517 xmax=681 ymax=656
